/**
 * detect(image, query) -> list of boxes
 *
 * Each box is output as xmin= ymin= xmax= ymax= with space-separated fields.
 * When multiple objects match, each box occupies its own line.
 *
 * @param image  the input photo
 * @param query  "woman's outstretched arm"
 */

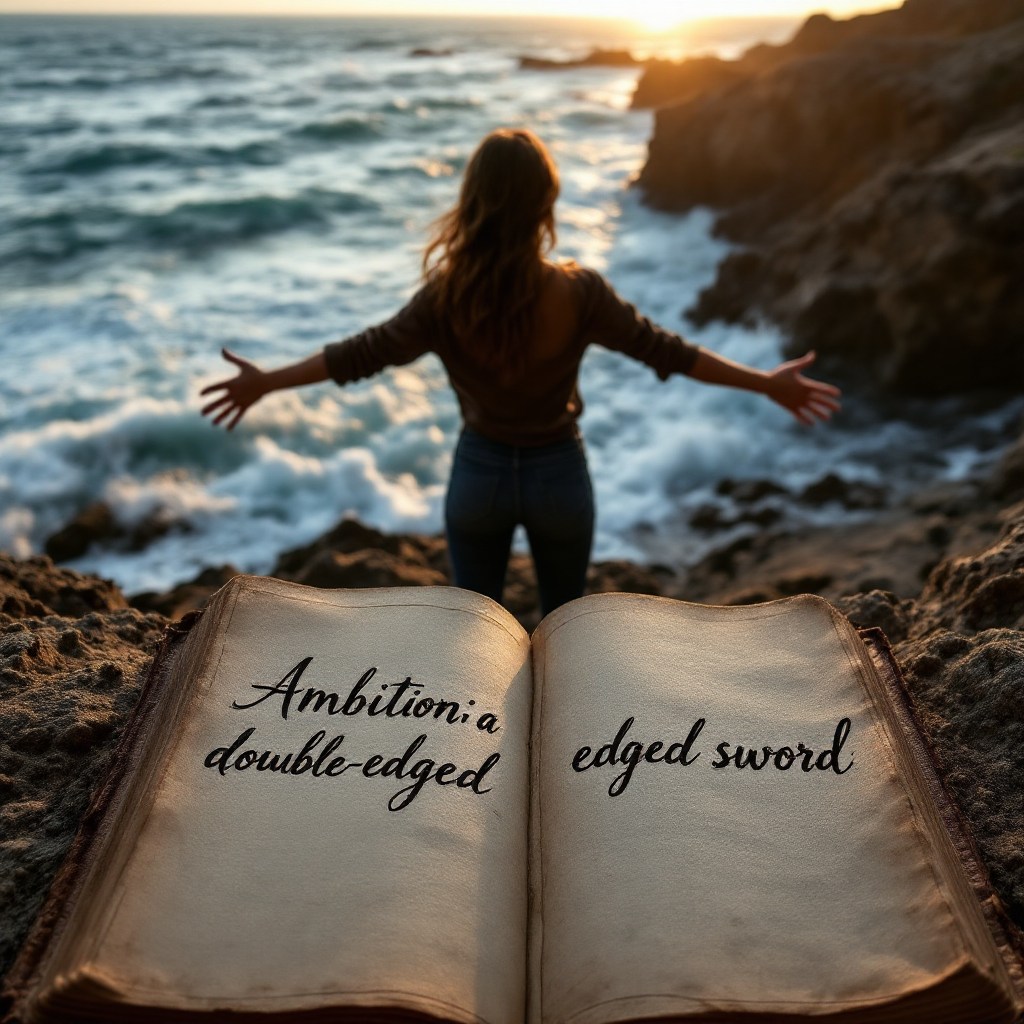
xmin=689 ymin=349 xmax=841 ymax=426
xmin=200 ymin=348 xmax=329 ymax=431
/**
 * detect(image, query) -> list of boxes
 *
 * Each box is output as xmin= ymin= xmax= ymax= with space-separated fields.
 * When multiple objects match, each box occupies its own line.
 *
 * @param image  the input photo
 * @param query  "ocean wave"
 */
xmin=35 ymin=139 xmax=284 ymax=176
xmin=41 ymin=143 xmax=171 ymax=175
xmin=3 ymin=188 xmax=380 ymax=267
xmin=2 ymin=117 xmax=81 ymax=138
xmin=11 ymin=64 xmax=233 ymax=91
xmin=294 ymin=116 xmax=385 ymax=143
xmin=0 ymin=392 xmax=447 ymax=593
xmin=408 ymin=96 xmax=481 ymax=110
xmin=191 ymin=94 xmax=251 ymax=109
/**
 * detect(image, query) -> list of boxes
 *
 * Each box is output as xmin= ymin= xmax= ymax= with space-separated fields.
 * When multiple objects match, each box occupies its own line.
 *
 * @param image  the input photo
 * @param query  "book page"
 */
xmin=61 ymin=578 xmax=532 ymax=1024
xmin=529 ymin=594 xmax=971 ymax=1024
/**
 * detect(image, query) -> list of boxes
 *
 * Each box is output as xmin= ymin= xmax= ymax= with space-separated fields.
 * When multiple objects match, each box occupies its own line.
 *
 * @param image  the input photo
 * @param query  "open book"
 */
xmin=5 ymin=578 xmax=1022 ymax=1024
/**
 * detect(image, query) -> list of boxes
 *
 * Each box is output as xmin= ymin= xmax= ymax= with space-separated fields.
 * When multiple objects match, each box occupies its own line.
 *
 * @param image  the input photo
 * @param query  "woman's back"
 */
xmin=322 ymin=262 xmax=699 ymax=447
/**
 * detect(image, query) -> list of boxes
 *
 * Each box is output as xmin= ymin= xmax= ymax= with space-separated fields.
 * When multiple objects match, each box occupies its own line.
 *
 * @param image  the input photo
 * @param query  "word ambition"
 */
xmin=201 ymin=659 xmax=503 ymax=811
xmin=231 ymin=658 xmax=501 ymax=734
xmin=205 ymin=727 xmax=499 ymax=812
xmin=572 ymin=717 xmax=854 ymax=796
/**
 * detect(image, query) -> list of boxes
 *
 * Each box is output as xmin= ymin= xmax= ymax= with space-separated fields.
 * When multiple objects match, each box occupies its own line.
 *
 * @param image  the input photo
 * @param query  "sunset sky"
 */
xmin=0 ymin=0 xmax=898 ymax=27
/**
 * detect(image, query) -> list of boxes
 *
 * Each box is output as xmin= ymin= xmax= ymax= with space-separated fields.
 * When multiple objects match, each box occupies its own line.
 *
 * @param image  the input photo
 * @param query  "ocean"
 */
xmin=1 ymin=13 xmax=1019 ymax=595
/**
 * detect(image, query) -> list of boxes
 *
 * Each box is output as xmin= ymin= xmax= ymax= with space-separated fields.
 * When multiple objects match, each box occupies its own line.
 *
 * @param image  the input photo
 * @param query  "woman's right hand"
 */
xmin=200 ymin=348 xmax=270 ymax=431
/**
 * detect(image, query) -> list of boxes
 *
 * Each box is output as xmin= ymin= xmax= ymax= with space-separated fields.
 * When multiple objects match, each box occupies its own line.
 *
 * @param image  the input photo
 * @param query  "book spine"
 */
xmin=0 ymin=612 xmax=201 ymax=1024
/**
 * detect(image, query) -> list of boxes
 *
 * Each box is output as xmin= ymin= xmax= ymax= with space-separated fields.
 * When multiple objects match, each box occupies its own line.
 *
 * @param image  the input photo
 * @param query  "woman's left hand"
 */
xmin=765 ymin=351 xmax=842 ymax=426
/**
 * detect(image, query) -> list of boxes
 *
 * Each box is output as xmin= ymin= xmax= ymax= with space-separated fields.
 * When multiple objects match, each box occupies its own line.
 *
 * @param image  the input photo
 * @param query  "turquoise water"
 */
xmin=1 ymin=14 xmax=1017 ymax=593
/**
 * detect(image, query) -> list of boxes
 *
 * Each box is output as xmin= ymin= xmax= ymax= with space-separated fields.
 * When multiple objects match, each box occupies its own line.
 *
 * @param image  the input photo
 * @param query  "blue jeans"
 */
xmin=445 ymin=429 xmax=595 ymax=617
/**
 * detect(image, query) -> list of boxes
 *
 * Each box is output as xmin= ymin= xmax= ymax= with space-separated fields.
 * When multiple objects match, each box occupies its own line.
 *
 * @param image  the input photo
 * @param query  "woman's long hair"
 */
xmin=423 ymin=129 xmax=559 ymax=372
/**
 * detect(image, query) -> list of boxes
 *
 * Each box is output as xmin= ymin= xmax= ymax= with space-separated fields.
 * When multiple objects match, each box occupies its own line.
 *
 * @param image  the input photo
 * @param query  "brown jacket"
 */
xmin=323 ymin=265 xmax=700 ymax=447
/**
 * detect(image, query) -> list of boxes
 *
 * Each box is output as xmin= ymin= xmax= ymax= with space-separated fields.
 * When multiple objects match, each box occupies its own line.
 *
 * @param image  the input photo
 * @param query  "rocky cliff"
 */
xmin=635 ymin=0 xmax=1024 ymax=395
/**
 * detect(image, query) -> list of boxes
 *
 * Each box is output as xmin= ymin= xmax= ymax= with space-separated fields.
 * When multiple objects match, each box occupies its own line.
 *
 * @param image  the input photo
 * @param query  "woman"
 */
xmin=201 ymin=129 xmax=840 ymax=616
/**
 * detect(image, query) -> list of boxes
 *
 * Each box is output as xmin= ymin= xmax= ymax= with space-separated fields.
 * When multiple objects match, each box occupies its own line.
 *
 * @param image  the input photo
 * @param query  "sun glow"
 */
xmin=634 ymin=3 xmax=688 ymax=31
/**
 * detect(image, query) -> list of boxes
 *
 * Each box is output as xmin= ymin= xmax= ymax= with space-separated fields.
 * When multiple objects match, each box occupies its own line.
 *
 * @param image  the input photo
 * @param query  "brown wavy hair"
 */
xmin=423 ymin=128 xmax=559 ymax=371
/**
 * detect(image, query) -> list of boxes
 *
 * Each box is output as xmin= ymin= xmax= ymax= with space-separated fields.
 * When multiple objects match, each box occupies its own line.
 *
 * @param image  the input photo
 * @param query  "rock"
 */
xmin=739 ymin=507 xmax=783 ymax=528
xmin=688 ymin=502 xmax=782 ymax=532
xmin=0 ymin=565 xmax=167 ymax=983
xmin=799 ymin=473 xmax=886 ymax=510
xmin=130 ymin=565 xmax=241 ymax=620
xmin=834 ymin=589 xmax=914 ymax=643
xmin=409 ymin=47 xmax=453 ymax=57
xmin=587 ymin=560 xmax=669 ymax=597
xmin=293 ymin=549 xmax=447 ymax=590
xmin=636 ymin=0 xmax=1024 ymax=395
xmin=716 ymin=478 xmax=789 ymax=503
xmin=0 ymin=554 xmax=126 ymax=620
xmin=983 ymin=429 xmax=1024 ymax=501
xmin=913 ymin=503 xmax=1024 ymax=634
xmin=272 ymin=516 xmax=448 ymax=579
xmin=721 ymin=586 xmax=784 ymax=605
xmin=894 ymin=625 xmax=1024 ymax=926
xmin=689 ymin=504 xmax=731 ymax=531
xmin=631 ymin=56 xmax=746 ymax=109
xmin=44 ymin=503 xmax=117 ymax=562
xmin=124 ymin=508 xmax=185 ymax=552
xmin=44 ymin=502 xmax=190 ymax=563
xmin=519 ymin=48 xmax=641 ymax=71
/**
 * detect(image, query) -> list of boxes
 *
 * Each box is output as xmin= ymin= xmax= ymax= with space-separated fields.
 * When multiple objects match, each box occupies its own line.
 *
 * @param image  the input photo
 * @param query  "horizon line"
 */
xmin=0 ymin=9 xmax=805 ymax=18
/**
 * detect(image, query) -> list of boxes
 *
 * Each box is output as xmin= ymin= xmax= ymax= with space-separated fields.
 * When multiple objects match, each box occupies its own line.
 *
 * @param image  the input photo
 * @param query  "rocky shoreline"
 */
xmin=4 ymin=438 xmax=1024 ymax=983
xmin=633 ymin=0 xmax=1024 ymax=396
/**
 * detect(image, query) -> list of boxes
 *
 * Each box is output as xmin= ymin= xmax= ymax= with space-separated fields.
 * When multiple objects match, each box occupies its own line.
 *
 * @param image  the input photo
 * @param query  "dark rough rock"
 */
xmin=835 ymin=507 xmax=1024 ymax=927
xmin=0 ymin=554 xmax=167 ymax=983
xmin=676 ymin=477 xmax=1005 ymax=607
xmin=272 ymin=517 xmax=450 ymax=580
xmin=409 ymin=47 xmax=453 ymax=57
xmin=519 ymin=48 xmax=642 ymax=71
xmin=632 ymin=55 xmax=747 ymax=109
xmin=1 ymin=554 xmax=126 ymax=620
xmin=636 ymin=0 xmax=1024 ymax=395
xmin=834 ymin=589 xmax=915 ymax=644
xmin=983 ymin=429 xmax=1024 ymax=502
xmin=799 ymin=473 xmax=887 ymax=510
xmin=43 ymin=503 xmax=117 ymax=563
xmin=892 ymin=624 xmax=1024 ymax=925
xmin=688 ymin=503 xmax=782 ymax=532
xmin=716 ymin=478 xmax=790 ymax=503
xmin=44 ymin=501 xmax=190 ymax=563
xmin=292 ymin=549 xmax=447 ymax=590
xmin=130 ymin=565 xmax=241 ymax=620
